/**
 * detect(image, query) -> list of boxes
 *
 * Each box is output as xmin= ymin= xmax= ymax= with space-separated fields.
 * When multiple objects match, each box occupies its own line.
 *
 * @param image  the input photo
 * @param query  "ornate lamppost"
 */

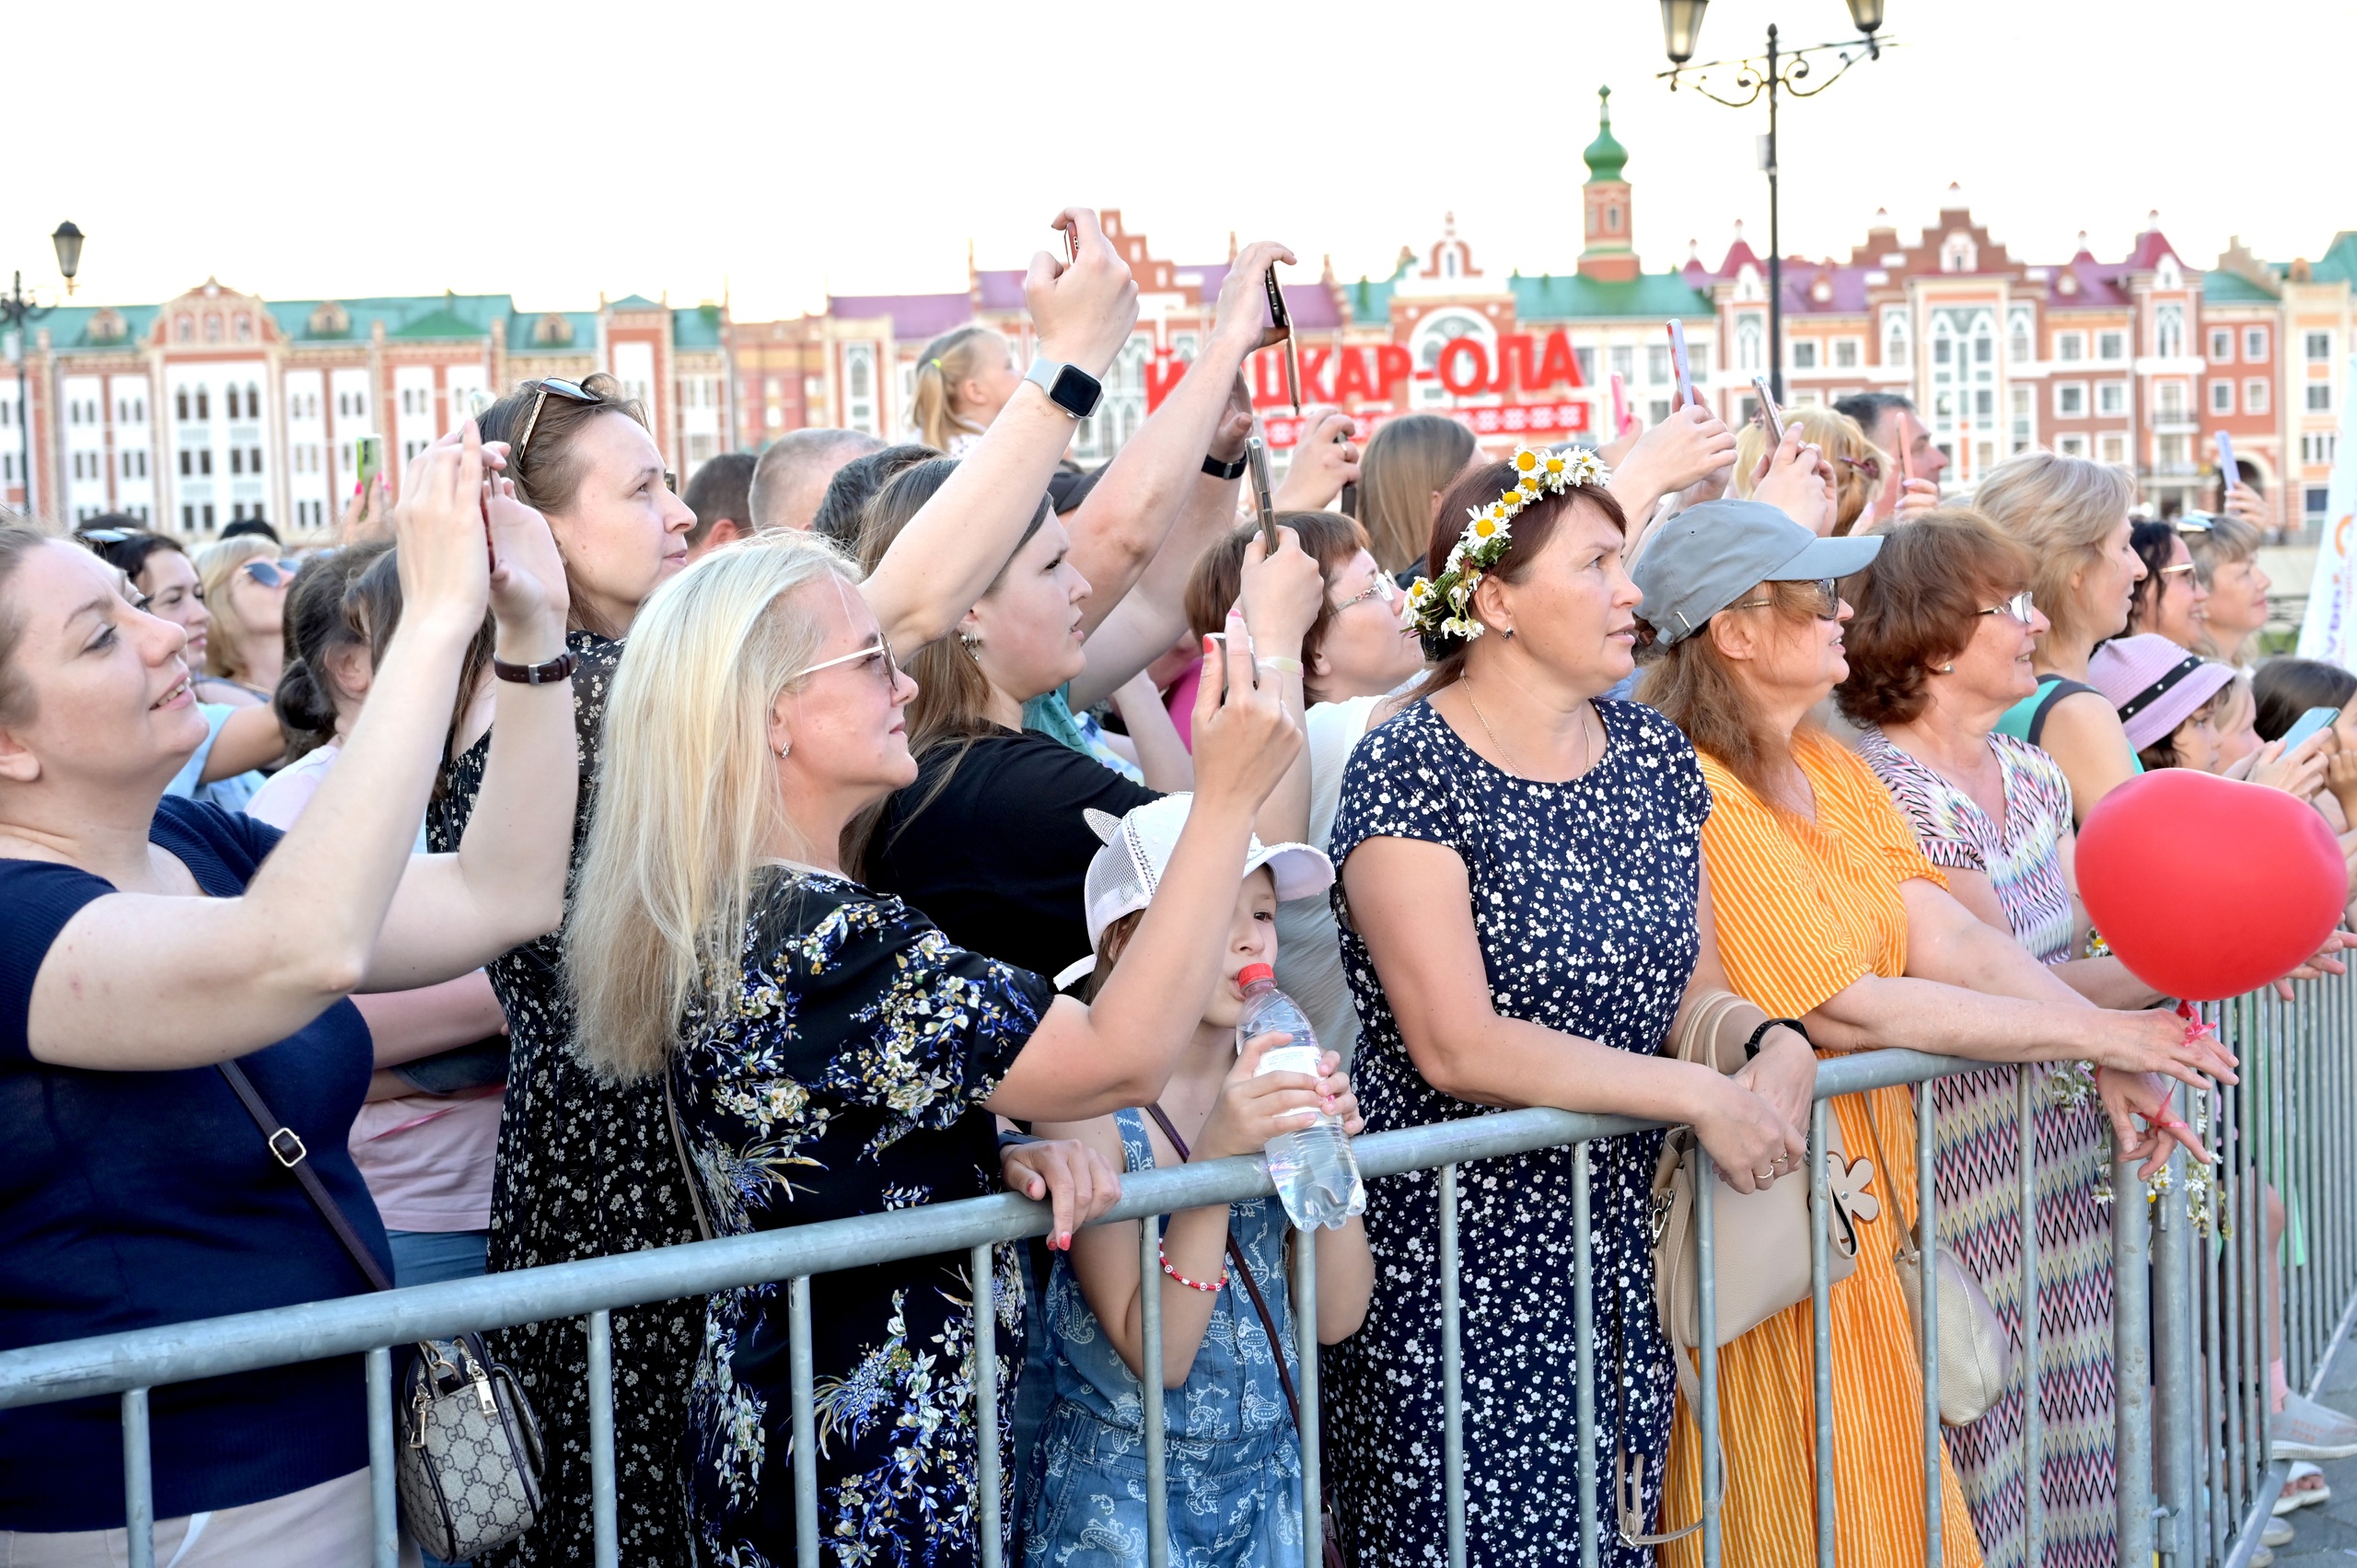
xmin=2 ymin=223 xmax=86 ymax=518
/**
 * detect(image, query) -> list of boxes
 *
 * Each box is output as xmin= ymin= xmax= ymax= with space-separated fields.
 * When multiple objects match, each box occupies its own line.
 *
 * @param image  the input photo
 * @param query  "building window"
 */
xmin=2097 ymin=331 xmax=2126 ymax=362
xmin=196 ymin=389 xmax=209 ymax=420
xmin=203 ymin=504 xmax=215 ymax=529
xmin=2246 ymin=327 xmax=2269 ymax=361
xmin=2057 ymin=332 xmax=2085 ymax=363
xmin=2305 ymin=433 xmax=2340 ymax=466
xmin=1647 ymin=343 xmax=1670 ymax=384
xmin=203 ymin=316 xmax=222 ymax=343
xmin=1883 ymin=313 xmax=1910 ymax=367
xmin=176 ymin=389 xmax=190 ymax=421
xmin=2307 ymin=331 xmax=2333 ymax=362
xmin=229 ymin=448 xmax=242 ymax=475
xmin=2010 ymin=385 xmax=2033 ymax=451
xmin=1648 ymin=399 xmax=1672 ymax=425
xmin=1575 ymin=347 xmax=1596 ymax=385
xmin=1833 ymin=338 xmax=1860 ymax=369
xmin=1609 ymin=345 xmax=1634 ymax=381
xmin=181 ymin=505 xmax=195 ymax=530
xmin=2059 ymin=436 xmax=2087 ymax=458
xmin=2158 ymin=434 xmax=2189 ymax=468
xmin=2157 ymin=383 xmax=2186 ymax=420
xmin=2009 ymin=310 xmax=2033 ymax=363
xmin=2247 ymin=378 xmax=2270 ymax=414
xmin=2155 ymin=305 xmax=2185 ymax=360
xmin=2310 ymin=383 xmax=2334 ymax=412
xmin=178 ymin=450 xmax=192 ymax=476
xmin=1976 ymin=440 xmax=1995 ymax=471
xmin=2210 ymin=328 xmax=2234 ymax=363
xmin=2056 ymin=384 xmax=2086 ymax=417
xmin=1736 ymin=317 xmax=1763 ymax=371
xmin=2311 ymin=485 xmax=2334 ymax=518
xmin=2097 ymin=381 xmax=2127 ymax=416
xmin=1975 ymin=388 xmax=1993 ymax=418
xmin=1792 ymin=341 xmax=1817 ymax=370
xmin=2100 ymin=433 xmax=2126 ymax=464
xmin=2211 ymin=380 xmax=2235 ymax=414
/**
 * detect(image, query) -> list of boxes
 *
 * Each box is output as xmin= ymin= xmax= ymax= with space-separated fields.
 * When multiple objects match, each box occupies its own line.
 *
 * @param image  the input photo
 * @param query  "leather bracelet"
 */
xmin=492 ymin=649 xmax=577 ymax=686
xmin=1745 ymin=1017 xmax=1809 ymax=1060
xmin=1202 ymin=451 xmax=1248 ymax=482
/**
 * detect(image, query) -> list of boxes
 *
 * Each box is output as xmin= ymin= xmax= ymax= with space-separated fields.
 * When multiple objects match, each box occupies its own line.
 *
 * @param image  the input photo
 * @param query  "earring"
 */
xmin=776 ymin=739 xmax=792 ymax=760
xmin=1500 ymin=627 xmax=1515 ymax=641
xmin=1936 ymin=663 xmax=1955 ymax=674
xmin=959 ymin=630 xmax=982 ymax=664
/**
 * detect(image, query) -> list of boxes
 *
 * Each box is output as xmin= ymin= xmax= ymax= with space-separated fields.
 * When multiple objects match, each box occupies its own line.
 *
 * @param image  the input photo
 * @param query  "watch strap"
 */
xmin=1745 ymin=1017 xmax=1811 ymax=1060
xmin=1202 ymin=452 xmax=1248 ymax=482
xmin=1024 ymin=355 xmax=1102 ymax=420
xmin=492 ymin=649 xmax=578 ymax=686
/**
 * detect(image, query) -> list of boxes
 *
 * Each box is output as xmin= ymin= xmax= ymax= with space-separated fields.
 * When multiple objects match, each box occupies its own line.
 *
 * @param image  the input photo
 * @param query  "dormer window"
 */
xmin=308 ymin=301 xmax=350 ymax=337
xmin=203 ymin=315 xmax=222 ymax=343
xmin=1941 ymin=233 xmax=1978 ymax=273
xmin=532 ymin=313 xmax=575 ymax=348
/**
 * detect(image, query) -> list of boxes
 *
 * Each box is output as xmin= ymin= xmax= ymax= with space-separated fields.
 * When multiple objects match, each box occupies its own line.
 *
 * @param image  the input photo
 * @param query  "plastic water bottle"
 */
xmin=1235 ymin=963 xmax=1364 ymax=1230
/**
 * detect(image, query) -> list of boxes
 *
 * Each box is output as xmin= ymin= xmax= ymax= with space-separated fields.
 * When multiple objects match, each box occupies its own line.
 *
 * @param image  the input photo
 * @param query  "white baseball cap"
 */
xmin=1057 ymin=794 xmax=1335 ymax=988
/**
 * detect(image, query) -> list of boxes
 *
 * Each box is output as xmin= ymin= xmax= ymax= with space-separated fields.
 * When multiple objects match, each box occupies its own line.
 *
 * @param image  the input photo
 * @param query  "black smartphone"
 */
xmin=1246 ymin=437 xmax=1277 ymax=551
xmin=1263 ymin=265 xmax=1302 ymax=415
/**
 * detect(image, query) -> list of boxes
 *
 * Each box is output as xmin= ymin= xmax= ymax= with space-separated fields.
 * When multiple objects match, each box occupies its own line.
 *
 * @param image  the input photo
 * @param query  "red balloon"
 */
xmin=2077 ymin=769 xmax=2348 ymax=1001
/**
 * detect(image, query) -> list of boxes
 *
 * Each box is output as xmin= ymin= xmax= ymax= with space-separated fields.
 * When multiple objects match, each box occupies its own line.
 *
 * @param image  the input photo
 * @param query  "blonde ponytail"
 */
xmin=911 ymin=327 xmax=1004 ymax=451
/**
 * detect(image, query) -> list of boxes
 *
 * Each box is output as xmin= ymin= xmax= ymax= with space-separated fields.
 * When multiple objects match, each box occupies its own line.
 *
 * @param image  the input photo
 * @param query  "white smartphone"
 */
xmin=1667 ymin=320 xmax=1694 ymax=408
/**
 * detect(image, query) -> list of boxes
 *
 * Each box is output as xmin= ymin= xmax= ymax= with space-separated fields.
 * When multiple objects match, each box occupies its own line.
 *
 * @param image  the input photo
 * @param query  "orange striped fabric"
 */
xmin=1660 ymin=731 xmax=1983 ymax=1568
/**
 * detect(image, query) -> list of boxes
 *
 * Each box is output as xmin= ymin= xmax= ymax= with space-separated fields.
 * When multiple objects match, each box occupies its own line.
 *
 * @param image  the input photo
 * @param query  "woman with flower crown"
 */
xmin=1321 ymin=447 xmax=1810 ymax=1566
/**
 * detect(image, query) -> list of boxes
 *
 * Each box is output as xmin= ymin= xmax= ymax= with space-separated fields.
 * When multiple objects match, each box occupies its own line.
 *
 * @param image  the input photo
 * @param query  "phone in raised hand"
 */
xmin=1751 ymin=376 xmax=1786 ymax=442
xmin=1246 ymin=437 xmax=1278 ymax=551
xmin=1667 ymin=319 xmax=1694 ymax=409
xmin=1610 ymin=371 xmax=1629 ymax=437
xmin=1062 ymin=220 xmax=1079 ymax=267
xmin=355 ymin=435 xmax=383 ymax=500
xmin=2215 ymin=430 xmax=2238 ymax=496
xmin=2282 ymin=706 xmax=2341 ymax=754
xmin=1262 ymin=264 xmax=1302 ymax=416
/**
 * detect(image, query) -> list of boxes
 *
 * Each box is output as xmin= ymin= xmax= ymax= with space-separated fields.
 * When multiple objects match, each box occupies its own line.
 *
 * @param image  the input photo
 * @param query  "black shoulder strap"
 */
xmin=1142 ymin=1101 xmax=1306 ymax=1435
xmin=2025 ymin=676 xmax=2097 ymax=747
xmin=215 ymin=1061 xmax=394 ymax=1293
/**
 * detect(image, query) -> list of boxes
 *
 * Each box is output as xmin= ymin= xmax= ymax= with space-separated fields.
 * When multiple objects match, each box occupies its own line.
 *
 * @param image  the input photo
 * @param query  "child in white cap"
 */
xmin=1021 ymin=794 xmax=1373 ymax=1567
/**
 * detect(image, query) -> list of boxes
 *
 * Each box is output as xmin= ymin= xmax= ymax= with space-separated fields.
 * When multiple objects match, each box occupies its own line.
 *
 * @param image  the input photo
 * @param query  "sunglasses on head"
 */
xmin=514 ymin=377 xmax=603 ymax=472
xmin=241 ymin=560 xmax=301 ymax=587
xmin=1732 ymin=578 xmax=1840 ymax=621
xmin=75 ymin=528 xmax=137 ymax=546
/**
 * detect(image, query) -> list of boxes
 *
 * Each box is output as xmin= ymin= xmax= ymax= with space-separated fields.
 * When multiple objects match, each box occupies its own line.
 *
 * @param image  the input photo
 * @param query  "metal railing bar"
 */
xmin=1808 ymin=1100 xmax=1835 ymax=1568
xmin=1141 ymin=1214 xmax=1167 ymax=1568
xmin=971 ymin=1243 xmax=1002 ymax=1568
xmin=1917 ymin=1081 xmax=1942 ymax=1568
xmin=0 ymin=1054 xmax=1989 ymax=1414
xmin=1569 ymin=1149 xmax=1595 ymax=1568
xmin=122 ymin=1386 xmax=153 ymax=1568
xmin=2018 ymin=1070 xmax=2043 ymax=1565
xmin=1294 ymin=1225 xmax=1321 ymax=1568
xmin=1444 ymin=1161 xmax=1470 ymax=1568
xmin=586 ymin=1308 xmax=618 ymax=1568
xmin=790 ymin=1275 xmax=819 ymax=1568
xmin=366 ymin=1344 xmax=398 ymax=1568
xmin=2154 ymin=1088 xmax=2192 ymax=1565
xmin=1696 ymin=1144 xmax=1721 ymax=1568
xmin=2116 ymin=1145 xmax=2154 ymax=1568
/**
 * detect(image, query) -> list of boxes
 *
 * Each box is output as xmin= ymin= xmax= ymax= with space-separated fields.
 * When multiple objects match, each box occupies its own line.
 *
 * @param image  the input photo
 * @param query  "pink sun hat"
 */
xmin=2086 ymin=633 xmax=2237 ymax=752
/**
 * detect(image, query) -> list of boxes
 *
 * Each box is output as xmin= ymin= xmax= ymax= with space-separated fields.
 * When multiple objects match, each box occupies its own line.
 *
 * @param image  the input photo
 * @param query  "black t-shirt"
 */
xmin=869 ymin=728 xmax=1159 ymax=982
xmin=0 ymin=798 xmax=382 ymax=1528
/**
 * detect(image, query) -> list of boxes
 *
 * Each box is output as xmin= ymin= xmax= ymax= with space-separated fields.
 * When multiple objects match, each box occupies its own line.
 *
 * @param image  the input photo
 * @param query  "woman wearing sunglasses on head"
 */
xmin=191 ymin=535 xmax=296 ymax=707
xmin=0 ymin=429 xmax=575 ymax=1566
xmin=77 ymin=525 xmax=283 ymax=812
xmin=427 ymin=209 xmax=1144 ymax=1568
xmin=1631 ymin=499 xmax=2235 ymax=1567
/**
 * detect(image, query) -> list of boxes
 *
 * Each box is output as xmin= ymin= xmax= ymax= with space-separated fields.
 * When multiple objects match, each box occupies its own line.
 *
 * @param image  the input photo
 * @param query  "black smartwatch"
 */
xmin=1744 ymin=1017 xmax=1811 ymax=1060
xmin=1024 ymin=356 xmax=1104 ymax=420
xmin=1202 ymin=451 xmax=1248 ymax=481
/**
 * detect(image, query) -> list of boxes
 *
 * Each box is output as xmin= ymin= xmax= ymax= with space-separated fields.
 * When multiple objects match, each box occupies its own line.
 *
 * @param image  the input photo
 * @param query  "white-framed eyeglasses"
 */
xmin=786 ymin=636 xmax=900 ymax=692
xmin=1333 ymin=572 xmax=1402 ymax=613
xmin=1979 ymin=590 xmax=2036 ymax=624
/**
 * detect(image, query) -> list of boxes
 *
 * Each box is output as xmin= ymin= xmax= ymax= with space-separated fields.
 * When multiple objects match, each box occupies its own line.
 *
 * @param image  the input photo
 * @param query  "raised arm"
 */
xmin=1059 ymin=240 xmax=1296 ymax=641
xmin=863 ymin=208 xmax=1139 ymax=653
xmin=28 ymin=427 xmax=546 ymax=1069
xmin=987 ymin=632 xmax=1303 ymax=1121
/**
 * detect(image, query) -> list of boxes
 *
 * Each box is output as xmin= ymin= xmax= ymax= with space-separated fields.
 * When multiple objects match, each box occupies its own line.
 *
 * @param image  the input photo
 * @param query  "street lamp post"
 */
xmin=3 ymin=223 xmax=87 ymax=520
xmin=1657 ymin=1 xmax=1889 ymax=402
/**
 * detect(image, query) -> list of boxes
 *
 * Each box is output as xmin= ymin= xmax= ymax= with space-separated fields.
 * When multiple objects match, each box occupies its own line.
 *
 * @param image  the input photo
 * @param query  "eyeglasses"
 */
xmin=1836 ymin=455 xmax=1883 ymax=481
xmin=1979 ymin=589 xmax=2037 ymax=624
xmin=514 ymin=377 xmax=602 ymax=473
xmin=787 ymin=635 xmax=901 ymax=692
xmin=2158 ymin=562 xmax=2198 ymax=578
xmin=1333 ymin=572 xmax=1401 ymax=613
xmin=1731 ymin=578 xmax=1840 ymax=620
xmin=241 ymin=560 xmax=301 ymax=587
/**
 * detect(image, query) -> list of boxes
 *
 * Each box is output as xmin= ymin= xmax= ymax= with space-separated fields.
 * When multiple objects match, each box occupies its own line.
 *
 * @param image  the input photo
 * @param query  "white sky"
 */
xmin=8 ymin=1 xmax=2347 ymax=322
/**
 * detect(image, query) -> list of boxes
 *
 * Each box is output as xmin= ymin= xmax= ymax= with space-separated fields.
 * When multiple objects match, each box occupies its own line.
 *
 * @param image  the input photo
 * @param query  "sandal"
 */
xmin=2274 ymin=1460 xmax=2330 ymax=1516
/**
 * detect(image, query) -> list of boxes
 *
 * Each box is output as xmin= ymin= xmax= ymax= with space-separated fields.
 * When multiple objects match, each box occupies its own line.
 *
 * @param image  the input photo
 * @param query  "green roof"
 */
xmin=1584 ymin=87 xmax=1628 ymax=184
xmin=2202 ymin=270 xmax=2277 ymax=305
xmin=37 ymin=304 xmax=160 ymax=349
xmin=608 ymin=294 xmax=662 ymax=312
xmin=1513 ymin=271 xmax=1712 ymax=320
xmin=672 ymin=303 xmax=726 ymax=349
xmin=389 ymin=306 xmax=489 ymax=341
xmin=267 ymin=293 xmax=516 ymax=343
xmin=2315 ymin=232 xmax=2357 ymax=285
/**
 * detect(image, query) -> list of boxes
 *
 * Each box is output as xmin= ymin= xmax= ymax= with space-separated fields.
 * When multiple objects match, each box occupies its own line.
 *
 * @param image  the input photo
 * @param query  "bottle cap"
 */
xmin=1237 ymin=963 xmax=1275 ymax=988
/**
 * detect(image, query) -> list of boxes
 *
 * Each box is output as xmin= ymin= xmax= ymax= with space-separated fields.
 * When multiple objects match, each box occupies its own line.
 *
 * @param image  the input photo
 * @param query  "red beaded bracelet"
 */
xmin=1157 ymin=1241 xmax=1226 ymax=1293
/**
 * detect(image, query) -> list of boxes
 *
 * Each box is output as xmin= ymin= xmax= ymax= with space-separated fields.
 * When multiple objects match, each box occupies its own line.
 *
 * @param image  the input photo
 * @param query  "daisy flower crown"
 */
xmin=1407 ymin=445 xmax=1609 ymax=657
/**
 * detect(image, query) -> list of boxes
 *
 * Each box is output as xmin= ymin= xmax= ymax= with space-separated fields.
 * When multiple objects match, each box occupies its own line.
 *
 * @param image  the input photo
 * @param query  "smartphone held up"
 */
xmin=1262 ymin=262 xmax=1302 ymax=416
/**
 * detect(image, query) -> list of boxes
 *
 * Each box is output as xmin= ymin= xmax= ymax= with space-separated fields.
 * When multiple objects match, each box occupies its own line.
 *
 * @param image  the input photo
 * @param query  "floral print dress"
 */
xmin=1323 ymin=698 xmax=1711 ymax=1567
xmin=673 ymin=869 xmax=1058 ymax=1568
xmin=429 ymin=629 xmax=707 ymax=1568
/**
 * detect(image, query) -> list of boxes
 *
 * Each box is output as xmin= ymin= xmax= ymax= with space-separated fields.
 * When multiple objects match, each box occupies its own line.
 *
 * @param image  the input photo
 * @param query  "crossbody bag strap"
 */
xmin=215 ymin=1060 xmax=394 ymax=1293
xmin=665 ymin=1068 xmax=717 ymax=1243
xmin=1141 ymin=1101 xmax=1306 ymax=1435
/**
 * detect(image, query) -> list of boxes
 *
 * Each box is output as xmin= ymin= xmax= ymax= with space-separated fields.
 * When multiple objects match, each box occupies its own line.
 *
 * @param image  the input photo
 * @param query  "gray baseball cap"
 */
xmin=1632 ymin=499 xmax=1884 ymax=645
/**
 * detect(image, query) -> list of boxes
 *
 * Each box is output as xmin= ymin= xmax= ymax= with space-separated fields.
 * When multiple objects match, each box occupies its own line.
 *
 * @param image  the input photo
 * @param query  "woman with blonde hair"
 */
xmin=911 ymin=324 xmax=1023 ymax=455
xmin=192 ymin=533 xmax=292 ymax=703
xmin=1977 ymin=451 xmax=2148 ymax=824
xmin=2181 ymin=510 xmax=2272 ymax=666
xmin=1732 ymin=405 xmax=1885 ymax=536
xmin=567 ymin=529 xmax=1308 ymax=1567
xmin=1355 ymin=412 xmax=1478 ymax=576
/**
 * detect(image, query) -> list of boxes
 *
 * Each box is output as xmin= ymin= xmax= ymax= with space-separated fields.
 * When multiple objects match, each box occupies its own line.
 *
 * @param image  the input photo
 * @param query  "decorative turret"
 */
xmin=1579 ymin=87 xmax=1639 ymax=283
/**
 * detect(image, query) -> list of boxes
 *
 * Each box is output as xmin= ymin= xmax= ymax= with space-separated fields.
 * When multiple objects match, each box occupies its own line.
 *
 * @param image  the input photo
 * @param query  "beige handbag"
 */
xmin=1861 ymin=1094 xmax=2015 ymax=1427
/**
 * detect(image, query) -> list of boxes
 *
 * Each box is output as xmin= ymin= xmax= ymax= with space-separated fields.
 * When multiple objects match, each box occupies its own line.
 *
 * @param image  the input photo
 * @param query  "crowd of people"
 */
xmin=2 ymin=206 xmax=2352 ymax=1568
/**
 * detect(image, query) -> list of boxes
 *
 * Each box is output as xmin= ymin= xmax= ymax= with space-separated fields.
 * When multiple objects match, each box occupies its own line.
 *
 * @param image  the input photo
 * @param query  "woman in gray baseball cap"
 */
xmin=1630 ymin=499 xmax=2239 ymax=1556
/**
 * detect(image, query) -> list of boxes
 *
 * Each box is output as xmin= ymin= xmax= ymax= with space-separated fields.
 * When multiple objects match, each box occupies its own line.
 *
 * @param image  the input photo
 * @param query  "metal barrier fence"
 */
xmin=0 ymin=970 xmax=2350 ymax=1568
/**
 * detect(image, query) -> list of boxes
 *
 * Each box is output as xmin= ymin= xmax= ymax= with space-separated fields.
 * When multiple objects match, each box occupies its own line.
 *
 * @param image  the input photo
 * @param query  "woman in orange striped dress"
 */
xmin=1625 ymin=496 xmax=2236 ymax=1567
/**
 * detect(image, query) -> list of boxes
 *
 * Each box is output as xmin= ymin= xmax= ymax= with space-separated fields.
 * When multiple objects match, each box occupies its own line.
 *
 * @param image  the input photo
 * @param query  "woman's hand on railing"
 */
xmin=2076 ymin=1006 xmax=2239 ymax=1088
xmin=1729 ymin=1028 xmax=1817 ymax=1180
xmin=2095 ymin=1066 xmax=2207 ymax=1178
xmin=1001 ymin=1138 xmax=1123 ymax=1253
xmin=2270 ymin=930 xmax=2352 ymax=1002
xmin=1694 ymin=1072 xmax=1808 ymax=1195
